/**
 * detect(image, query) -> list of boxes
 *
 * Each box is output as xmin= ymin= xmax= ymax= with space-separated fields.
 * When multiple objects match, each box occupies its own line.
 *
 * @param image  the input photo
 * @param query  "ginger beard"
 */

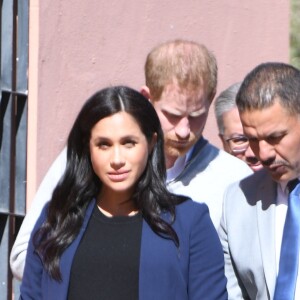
xmin=164 ymin=131 xmax=197 ymax=160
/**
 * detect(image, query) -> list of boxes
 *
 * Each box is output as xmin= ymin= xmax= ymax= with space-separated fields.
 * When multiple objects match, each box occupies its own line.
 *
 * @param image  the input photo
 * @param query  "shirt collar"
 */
xmin=166 ymin=146 xmax=194 ymax=183
xmin=278 ymin=177 xmax=300 ymax=194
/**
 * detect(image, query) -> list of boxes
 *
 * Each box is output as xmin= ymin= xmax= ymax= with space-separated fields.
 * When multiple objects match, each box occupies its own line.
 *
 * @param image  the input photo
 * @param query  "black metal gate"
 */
xmin=0 ymin=0 xmax=28 ymax=299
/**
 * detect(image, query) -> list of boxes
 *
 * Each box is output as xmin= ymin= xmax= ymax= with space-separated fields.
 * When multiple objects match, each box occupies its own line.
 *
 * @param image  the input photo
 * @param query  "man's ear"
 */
xmin=209 ymin=89 xmax=217 ymax=104
xmin=140 ymin=85 xmax=151 ymax=102
xmin=149 ymin=133 xmax=157 ymax=152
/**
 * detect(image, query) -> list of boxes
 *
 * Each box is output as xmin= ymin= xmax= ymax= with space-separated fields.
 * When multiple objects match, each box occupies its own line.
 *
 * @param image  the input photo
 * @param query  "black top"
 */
xmin=67 ymin=205 xmax=143 ymax=300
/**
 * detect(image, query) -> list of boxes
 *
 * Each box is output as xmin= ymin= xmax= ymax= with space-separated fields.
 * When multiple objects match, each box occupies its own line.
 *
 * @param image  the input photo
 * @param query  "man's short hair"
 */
xmin=237 ymin=62 xmax=300 ymax=115
xmin=144 ymin=39 xmax=217 ymax=102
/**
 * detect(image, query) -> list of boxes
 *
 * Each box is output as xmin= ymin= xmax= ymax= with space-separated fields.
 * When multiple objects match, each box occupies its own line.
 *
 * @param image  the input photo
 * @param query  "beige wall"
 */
xmin=27 ymin=0 xmax=289 ymax=205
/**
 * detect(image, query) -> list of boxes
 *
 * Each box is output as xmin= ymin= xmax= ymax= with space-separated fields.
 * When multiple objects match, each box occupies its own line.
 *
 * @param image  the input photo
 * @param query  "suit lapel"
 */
xmin=256 ymin=177 xmax=277 ymax=298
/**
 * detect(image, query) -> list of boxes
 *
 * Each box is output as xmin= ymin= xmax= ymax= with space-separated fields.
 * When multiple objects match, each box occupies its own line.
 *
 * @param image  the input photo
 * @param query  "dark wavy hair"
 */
xmin=34 ymin=86 xmax=187 ymax=281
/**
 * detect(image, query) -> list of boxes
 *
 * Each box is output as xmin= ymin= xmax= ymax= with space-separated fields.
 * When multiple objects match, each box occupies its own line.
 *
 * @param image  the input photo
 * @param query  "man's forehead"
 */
xmin=240 ymin=108 xmax=299 ymax=136
xmin=162 ymin=81 xmax=205 ymax=96
xmin=158 ymin=101 xmax=207 ymax=117
xmin=239 ymin=101 xmax=290 ymax=119
xmin=159 ymin=83 xmax=208 ymax=104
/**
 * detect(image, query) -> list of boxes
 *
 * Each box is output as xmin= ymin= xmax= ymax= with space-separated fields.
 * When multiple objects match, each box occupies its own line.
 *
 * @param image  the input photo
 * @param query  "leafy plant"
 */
xmin=290 ymin=0 xmax=300 ymax=69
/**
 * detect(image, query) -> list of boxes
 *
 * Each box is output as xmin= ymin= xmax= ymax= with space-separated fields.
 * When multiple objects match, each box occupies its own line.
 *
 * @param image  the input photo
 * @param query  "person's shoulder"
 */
xmin=52 ymin=147 xmax=67 ymax=171
xmin=173 ymin=199 xmax=215 ymax=236
xmin=239 ymin=168 xmax=274 ymax=192
xmin=175 ymin=198 xmax=208 ymax=218
xmin=215 ymin=146 xmax=249 ymax=165
xmin=191 ymin=140 xmax=249 ymax=170
xmin=199 ymin=142 xmax=251 ymax=173
xmin=202 ymin=141 xmax=242 ymax=164
xmin=229 ymin=168 xmax=270 ymax=190
xmin=31 ymin=202 xmax=50 ymax=232
xmin=224 ymin=168 xmax=275 ymax=208
xmin=208 ymin=144 xmax=252 ymax=174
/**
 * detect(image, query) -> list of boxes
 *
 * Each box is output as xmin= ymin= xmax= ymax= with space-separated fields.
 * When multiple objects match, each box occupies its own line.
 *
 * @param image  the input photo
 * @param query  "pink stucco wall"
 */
xmin=27 ymin=0 xmax=289 ymax=204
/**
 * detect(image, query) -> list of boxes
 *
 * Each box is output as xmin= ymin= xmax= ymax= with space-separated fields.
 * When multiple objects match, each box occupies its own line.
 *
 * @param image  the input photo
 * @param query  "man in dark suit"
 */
xmin=219 ymin=62 xmax=300 ymax=299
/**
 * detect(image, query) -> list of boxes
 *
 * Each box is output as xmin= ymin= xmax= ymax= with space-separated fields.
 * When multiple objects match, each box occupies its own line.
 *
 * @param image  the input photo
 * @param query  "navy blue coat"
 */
xmin=20 ymin=199 xmax=227 ymax=299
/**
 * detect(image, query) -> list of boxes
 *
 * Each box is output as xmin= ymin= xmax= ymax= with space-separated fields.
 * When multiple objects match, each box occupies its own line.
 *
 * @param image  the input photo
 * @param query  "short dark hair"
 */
xmin=236 ymin=62 xmax=300 ymax=115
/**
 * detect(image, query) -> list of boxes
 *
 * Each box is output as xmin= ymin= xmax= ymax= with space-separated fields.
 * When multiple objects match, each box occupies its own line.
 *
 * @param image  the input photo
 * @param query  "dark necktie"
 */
xmin=274 ymin=178 xmax=300 ymax=300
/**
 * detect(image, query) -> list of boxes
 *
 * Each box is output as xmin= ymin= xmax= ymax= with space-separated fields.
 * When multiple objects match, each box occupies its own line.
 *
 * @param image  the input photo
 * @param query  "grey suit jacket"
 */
xmin=219 ymin=169 xmax=277 ymax=300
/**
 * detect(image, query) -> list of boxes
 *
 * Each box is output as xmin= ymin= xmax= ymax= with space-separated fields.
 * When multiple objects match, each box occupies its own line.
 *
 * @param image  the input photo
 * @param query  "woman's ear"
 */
xmin=140 ymin=86 xmax=151 ymax=102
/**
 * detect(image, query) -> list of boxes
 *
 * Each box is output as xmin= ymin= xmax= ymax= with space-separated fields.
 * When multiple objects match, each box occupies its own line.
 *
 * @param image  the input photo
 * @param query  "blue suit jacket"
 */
xmin=20 ymin=199 xmax=227 ymax=299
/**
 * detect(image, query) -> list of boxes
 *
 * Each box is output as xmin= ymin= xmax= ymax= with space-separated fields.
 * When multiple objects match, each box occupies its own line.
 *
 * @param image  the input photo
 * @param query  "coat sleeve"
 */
xmin=19 ymin=204 xmax=49 ymax=299
xmin=10 ymin=147 xmax=67 ymax=280
xmin=218 ymin=186 xmax=248 ymax=300
xmin=188 ymin=202 xmax=228 ymax=300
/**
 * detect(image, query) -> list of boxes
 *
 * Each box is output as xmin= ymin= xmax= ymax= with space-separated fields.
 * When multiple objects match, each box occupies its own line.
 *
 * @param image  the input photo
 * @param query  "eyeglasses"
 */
xmin=225 ymin=135 xmax=249 ymax=154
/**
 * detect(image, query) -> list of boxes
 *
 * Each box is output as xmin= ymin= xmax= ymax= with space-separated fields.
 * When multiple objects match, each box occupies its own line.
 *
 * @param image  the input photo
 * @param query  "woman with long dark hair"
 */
xmin=20 ymin=86 xmax=227 ymax=299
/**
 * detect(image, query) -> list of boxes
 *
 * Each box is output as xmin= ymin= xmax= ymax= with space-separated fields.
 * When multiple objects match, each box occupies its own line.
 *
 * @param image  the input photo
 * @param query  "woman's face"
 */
xmin=89 ymin=112 xmax=151 ymax=199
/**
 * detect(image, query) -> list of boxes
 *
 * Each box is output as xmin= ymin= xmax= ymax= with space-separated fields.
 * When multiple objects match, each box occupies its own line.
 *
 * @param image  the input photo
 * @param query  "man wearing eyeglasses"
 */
xmin=214 ymin=82 xmax=263 ymax=172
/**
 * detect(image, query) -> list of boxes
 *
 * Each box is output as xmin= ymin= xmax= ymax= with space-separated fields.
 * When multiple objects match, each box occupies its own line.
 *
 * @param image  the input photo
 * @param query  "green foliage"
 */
xmin=290 ymin=0 xmax=300 ymax=69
